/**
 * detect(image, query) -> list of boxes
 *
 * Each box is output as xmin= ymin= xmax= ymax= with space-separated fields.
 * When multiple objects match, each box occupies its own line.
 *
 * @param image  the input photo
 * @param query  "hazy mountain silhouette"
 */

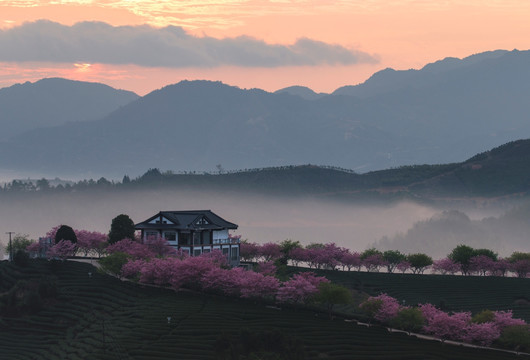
xmin=274 ymin=86 xmax=327 ymax=100
xmin=0 ymin=78 xmax=139 ymax=141
xmin=333 ymin=50 xmax=509 ymax=98
xmin=1 ymin=49 xmax=530 ymax=178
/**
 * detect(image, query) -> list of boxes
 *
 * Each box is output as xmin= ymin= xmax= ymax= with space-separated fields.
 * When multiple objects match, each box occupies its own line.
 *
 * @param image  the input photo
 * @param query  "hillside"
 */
xmin=0 ymin=78 xmax=139 ymax=141
xmin=104 ymin=139 xmax=530 ymax=202
xmin=1 ymin=50 xmax=530 ymax=177
xmin=0 ymin=259 xmax=526 ymax=359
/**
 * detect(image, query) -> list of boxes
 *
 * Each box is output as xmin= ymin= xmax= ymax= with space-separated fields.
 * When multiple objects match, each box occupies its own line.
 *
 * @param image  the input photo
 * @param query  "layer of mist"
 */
xmin=2 ymin=189 xmax=526 ymax=260
xmin=374 ymin=206 xmax=530 ymax=258
xmin=0 ymin=189 xmax=436 ymax=255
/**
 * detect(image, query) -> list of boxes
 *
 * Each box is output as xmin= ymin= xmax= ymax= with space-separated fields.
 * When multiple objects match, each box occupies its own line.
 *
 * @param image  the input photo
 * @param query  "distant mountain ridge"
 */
xmin=1 ymin=49 xmax=530 ymax=178
xmin=0 ymin=78 xmax=139 ymax=141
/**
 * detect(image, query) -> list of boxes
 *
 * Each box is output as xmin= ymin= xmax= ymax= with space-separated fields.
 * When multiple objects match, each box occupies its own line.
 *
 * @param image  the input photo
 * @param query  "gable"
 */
xmin=148 ymin=216 xmax=174 ymax=225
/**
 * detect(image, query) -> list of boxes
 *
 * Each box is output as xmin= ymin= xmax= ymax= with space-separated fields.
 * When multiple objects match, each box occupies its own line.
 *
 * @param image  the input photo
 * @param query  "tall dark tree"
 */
xmin=109 ymin=214 xmax=135 ymax=244
xmin=55 ymin=225 xmax=77 ymax=244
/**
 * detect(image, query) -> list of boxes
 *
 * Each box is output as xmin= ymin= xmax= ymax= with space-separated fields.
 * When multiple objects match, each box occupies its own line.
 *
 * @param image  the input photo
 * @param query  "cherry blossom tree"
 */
xmin=276 ymin=272 xmax=328 ymax=304
xmin=463 ymin=322 xmax=500 ymax=346
xmin=491 ymin=258 xmax=511 ymax=277
xmin=258 ymin=242 xmax=282 ymax=262
xmin=421 ymin=306 xmax=471 ymax=342
xmin=144 ymin=235 xmax=177 ymax=257
xmin=339 ymin=251 xmax=362 ymax=271
xmin=106 ymin=238 xmax=154 ymax=260
xmin=240 ymin=242 xmax=260 ymax=262
xmin=510 ymin=259 xmax=530 ymax=278
xmin=76 ymin=230 xmax=108 ymax=257
xmin=238 ymin=271 xmax=280 ymax=299
xmin=288 ymin=247 xmax=308 ymax=267
xmin=432 ymin=258 xmax=460 ymax=275
xmin=360 ymin=293 xmax=402 ymax=322
xmin=121 ymin=259 xmax=146 ymax=279
xmin=396 ymin=261 xmax=411 ymax=274
xmin=362 ymin=254 xmax=386 ymax=272
xmin=256 ymin=261 xmax=277 ymax=276
xmin=47 ymin=240 xmax=76 ymax=261
xmin=469 ymin=255 xmax=496 ymax=276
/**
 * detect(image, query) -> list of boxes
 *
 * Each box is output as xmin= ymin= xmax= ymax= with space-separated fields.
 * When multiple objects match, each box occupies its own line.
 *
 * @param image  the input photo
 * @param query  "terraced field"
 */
xmin=0 ymin=260 xmax=528 ymax=359
xmin=298 ymin=268 xmax=530 ymax=322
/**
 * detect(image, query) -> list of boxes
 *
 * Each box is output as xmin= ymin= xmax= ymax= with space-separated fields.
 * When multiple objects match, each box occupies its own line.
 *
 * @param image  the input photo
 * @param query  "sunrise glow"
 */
xmin=1 ymin=0 xmax=530 ymax=94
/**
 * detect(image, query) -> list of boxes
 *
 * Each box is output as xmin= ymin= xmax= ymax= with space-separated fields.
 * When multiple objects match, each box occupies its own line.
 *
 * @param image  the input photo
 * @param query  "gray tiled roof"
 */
xmin=135 ymin=210 xmax=238 ymax=231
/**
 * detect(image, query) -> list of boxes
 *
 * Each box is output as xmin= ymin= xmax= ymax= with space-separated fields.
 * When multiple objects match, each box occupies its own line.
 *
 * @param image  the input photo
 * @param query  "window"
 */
xmin=146 ymin=231 xmax=158 ymax=240
xmin=193 ymin=232 xmax=201 ymax=245
xmin=193 ymin=248 xmax=202 ymax=257
xmin=179 ymin=232 xmax=190 ymax=245
xmin=164 ymin=231 xmax=176 ymax=241
xmin=231 ymin=247 xmax=239 ymax=261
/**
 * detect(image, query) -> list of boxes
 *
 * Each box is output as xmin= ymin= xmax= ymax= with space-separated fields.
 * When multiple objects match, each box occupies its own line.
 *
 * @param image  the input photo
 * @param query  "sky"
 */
xmin=0 ymin=1 xmax=529 ymax=95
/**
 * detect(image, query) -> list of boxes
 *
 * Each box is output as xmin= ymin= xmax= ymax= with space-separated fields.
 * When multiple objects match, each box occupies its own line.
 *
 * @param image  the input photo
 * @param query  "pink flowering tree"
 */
xmin=47 ymin=240 xmax=77 ymax=261
xmin=288 ymin=247 xmax=308 ymax=267
xmin=144 ymin=235 xmax=177 ymax=257
xmin=510 ymin=259 xmax=530 ymax=278
xmin=339 ymin=251 xmax=362 ymax=271
xmin=106 ymin=238 xmax=155 ymax=260
xmin=463 ymin=322 xmax=501 ymax=346
xmin=256 ymin=261 xmax=277 ymax=276
xmin=76 ymin=230 xmax=108 ymax=257
xmin=240 ymin=242 xmax=260 ymax=262
xmin=139 ymin=257 xmax=179 ymax=286
xmin=396 ymin=261 xmax=411 ymax=274
xmin=258 ymin=242 xmax=282 ymax=262
xmin=432 ymin=258 xmax=460 ymax=275
xmin=420 ymin=304 xmax=471 ymax=342
xmin=276 ymin=272 xmax=329 ymax=304
xmin=360 ymin=293 xmax=402 ymax=323
xmin=491 ymin=258 xmax=511 ymax=277
xmin=121 ymin=259 xmax=146 ymax=279
xmin=238 ymin=271 xmax=280 ymax=300
xmin=469 ymin=255 xmax=496 ymax=276
xmin=363 ymin=254 xmax=386 ymax=272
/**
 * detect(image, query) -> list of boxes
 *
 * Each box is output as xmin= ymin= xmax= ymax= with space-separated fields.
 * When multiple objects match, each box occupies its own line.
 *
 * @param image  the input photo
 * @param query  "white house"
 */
xmin=134 ymin=210 xmax=240 ymax=265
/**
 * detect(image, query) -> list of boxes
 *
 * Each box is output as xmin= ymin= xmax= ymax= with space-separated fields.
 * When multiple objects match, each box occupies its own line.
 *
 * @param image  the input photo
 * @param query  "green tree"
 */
xmin=279 ymin=239 xmax=302 ymax=265
xmin=390 ymin=307 xmax=425 ymax=334
xmin=496 ymin=325 xmax=530 ymax=352
xmin=5 ymin=234 xmax=34 ymax=254
xmin=448 ymin=244 xmax=475 ymax=275
xmin=473 ymin=248 xmax=498 ymax=261
xmin=108 ymin=214 xmax=135 ymax=244
xmin=407 ymin=253 xmax=433 ymax=274
xmin=55 ymin=225 xmax=77 ymax=244
xmin=508 ymin=252 xmax=530 ymax=262
xmin=360 ymin=248 xmax=383 ymax=260
xmin=99 ymin=252 xmax=130 ymax=277
xmin=472 ymin=309 xmax=495 ymax=324
xmin=383 ymin=250 xmax=406 ymax=273
xmin=314 ymin=282 xmax=352 ymax=319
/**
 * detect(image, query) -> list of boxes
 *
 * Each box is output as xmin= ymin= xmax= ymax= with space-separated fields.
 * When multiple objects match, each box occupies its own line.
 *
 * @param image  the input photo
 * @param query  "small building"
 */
xmin=134 ymin=210 xmax=240 ymax=265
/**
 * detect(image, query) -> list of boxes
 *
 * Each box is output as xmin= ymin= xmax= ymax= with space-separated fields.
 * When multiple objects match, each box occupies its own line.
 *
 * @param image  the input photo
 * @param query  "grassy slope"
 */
xmin=1 ymin=260 xmax=528 ymax=360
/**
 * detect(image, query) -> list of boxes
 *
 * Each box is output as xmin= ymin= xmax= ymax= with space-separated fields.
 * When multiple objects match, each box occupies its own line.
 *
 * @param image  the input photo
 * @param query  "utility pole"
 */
xmin=6 ymin=232 xmax=14 ymax=261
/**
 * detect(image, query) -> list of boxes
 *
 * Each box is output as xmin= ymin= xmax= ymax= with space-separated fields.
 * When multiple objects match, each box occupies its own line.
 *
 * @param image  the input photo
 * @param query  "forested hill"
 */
xmin=5 ymin=139 xmax=529 ymax=202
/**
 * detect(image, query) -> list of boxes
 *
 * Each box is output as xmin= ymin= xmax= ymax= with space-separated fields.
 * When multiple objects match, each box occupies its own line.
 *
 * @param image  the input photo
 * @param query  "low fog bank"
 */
xmin=0 ymin=189 xmax=437 ymax=253
xmin=1 ymin=189 xmax=526 ymax=258
xmin=374 ymin=205 xmax=530 ymax=258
